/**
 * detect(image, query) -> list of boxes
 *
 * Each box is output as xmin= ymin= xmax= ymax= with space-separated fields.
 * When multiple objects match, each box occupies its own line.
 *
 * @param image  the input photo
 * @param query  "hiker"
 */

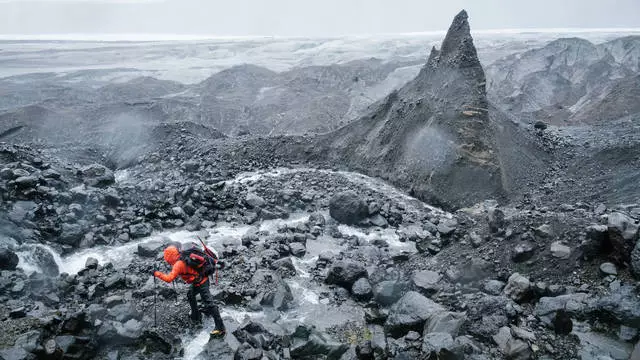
xmin=153 ymin=243 xmax=226 ymax=338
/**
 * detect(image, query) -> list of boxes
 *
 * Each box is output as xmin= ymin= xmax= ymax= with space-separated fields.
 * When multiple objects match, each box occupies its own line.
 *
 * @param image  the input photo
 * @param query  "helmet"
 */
xmin=163 ymin=245 xmax=180 ymax=265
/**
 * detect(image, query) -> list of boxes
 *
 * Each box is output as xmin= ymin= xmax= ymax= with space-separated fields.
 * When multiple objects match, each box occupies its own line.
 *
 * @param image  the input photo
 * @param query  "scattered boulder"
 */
xmin=492 ymin=327 xmax=532 ymax=360
xmin=0 ymin=247 xmax=19 ymax=270
xmin=373 ymin=280 xmax=407 ymax=306
xmin=85 ymin=257 xmax=99 ymax=270
xmin=550 ymin=241 xmax=571 ymax=259
xmin=251 ymin=270 xmax=293 ymax=311
xmin=607 ymin=212 xmax=639 ymax=265
xmin=137 ymin=239 xmax=165 ymax=258
xmin=289 ymin=242 xmax=306 ymax=257
xmin=425 ymin=311 xmax=466 ymax=336
xmin=329 ymin=191 xmax=368 ymax=225
xmin=600 ymin=262 xmax=618 ymax=276
xmin=351 ymin=278 xmax=373 ymax=301
xmin=412 ymin=270 xmax=442 ymax=296
xmin=421 ymin=332 xmax=455 ymax=356
xmin=534 ymin=224 xmax=554 ymax=239
xmin=385 ymin=291 xmax=445 ymax=337
xmin=325 ymin=260 xmax=367 ymax=289
xmin=512 ymin=243 xmax=536 ymax=263
xmin=129 ymin=223 xmax=153 ymax=239
xmin=503 ymin=273 xmax=531 ymax=303
xmin=534 ymin=121 xmax=548 ymax=130
xmin=79 ymin=163 xmax=115 ymax=187
xmin=245 ymin=192 xmax=266 ymax=208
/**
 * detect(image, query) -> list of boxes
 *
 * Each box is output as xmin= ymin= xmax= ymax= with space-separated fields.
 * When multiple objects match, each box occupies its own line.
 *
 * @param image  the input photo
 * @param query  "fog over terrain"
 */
xmin=3 ymin=4 xmax=640 ymax=360
xmin=1 ymin=0 xmax=640 ymax=36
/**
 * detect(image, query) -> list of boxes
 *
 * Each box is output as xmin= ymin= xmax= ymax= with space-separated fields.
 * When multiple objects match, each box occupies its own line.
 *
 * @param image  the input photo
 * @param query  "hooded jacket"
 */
xmin=153 ymin=245 xmax=208 ymax=286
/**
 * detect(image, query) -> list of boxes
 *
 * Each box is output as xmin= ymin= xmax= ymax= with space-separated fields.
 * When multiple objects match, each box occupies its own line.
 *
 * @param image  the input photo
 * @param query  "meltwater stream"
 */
xmin=14 ymin=168 xmax=432 ymax=359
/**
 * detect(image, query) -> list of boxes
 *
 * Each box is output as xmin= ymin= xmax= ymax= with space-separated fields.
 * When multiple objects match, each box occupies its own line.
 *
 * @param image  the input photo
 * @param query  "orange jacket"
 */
xmin=154 ymin=245 xmax=208 ymax=286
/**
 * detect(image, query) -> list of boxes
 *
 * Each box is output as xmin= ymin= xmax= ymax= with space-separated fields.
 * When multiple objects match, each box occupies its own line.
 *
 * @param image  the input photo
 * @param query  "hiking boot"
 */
xmin=210 ymin=329 xmax=226 ymax=338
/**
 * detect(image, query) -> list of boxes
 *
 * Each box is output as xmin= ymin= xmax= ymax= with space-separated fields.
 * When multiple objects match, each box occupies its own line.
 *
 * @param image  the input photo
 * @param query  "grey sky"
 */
xmin=1 ymin=0 xmax=639 ymax=36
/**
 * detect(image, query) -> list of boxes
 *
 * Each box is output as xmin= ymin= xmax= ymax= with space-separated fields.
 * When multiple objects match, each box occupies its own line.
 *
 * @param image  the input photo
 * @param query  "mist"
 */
xmin=1 ymin=0 xmax=640 ymax=36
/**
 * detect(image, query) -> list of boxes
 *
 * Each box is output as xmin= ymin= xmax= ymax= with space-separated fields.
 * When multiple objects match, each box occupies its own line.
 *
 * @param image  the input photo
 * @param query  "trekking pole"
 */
xmin=153 ymin=275 xmax=158 ymax=328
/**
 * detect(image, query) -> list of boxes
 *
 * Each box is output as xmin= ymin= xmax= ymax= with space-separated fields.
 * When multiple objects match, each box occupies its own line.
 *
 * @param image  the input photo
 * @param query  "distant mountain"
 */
xmin=486 ymin=36 xmax=640 ymax=124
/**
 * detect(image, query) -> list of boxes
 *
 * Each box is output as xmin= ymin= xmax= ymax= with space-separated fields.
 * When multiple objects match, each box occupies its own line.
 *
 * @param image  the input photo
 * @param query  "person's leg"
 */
xmin=187 ymin=285 xmax=201 ymax=323
xmin=197 ymin=281 xmax=225 ymax=331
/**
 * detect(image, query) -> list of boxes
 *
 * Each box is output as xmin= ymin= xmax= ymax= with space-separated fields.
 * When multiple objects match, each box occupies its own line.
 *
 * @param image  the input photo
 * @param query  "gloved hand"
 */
xmin=153 ymin=271 xmax=161 ymax=278
xmin=216 ymin=260 xmax=226 ymax=270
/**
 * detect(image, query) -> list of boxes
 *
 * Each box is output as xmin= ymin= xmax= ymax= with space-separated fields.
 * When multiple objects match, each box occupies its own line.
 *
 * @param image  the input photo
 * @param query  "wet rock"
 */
xmin=575 ymin=330 xmax=633 ymax=360
xmin=272 ymin=257 xmax=297 ymax=276
xmin=14 ymin=330 xmax=41 ymax=353
xmin=290 ymin=329 xmax=349 ymax=359
xmin=412 ymin=270 xmax=442 ymax=296
xmin=607 ymin=212 xmax=639 ymax=265
xmin=9 ymin=307 xmax=27 ymax=319
xmin=85 ymin=257 xmax=99 ymax=270
xmin=251 ymin=270 xmax=293 ymax=311
xmin=325 ymin=260 xmax=368 ymax=289
xmin=483 ymin=280 xmax=506 ymax=296
xmin=245 ymin=192 xmax=266 ymax=208
xmin=234 ymin=344 xmax=263 ymax=360
xmin=289 ymin=242 xmax=306 ymax=257
xmin=503 ymin=273 xmax=531 ymax=303
xmin=129 ymin=223 xmax=153 ymax=239
xmin=308 ymin=213 xmax=326 ymax=227
xmin=13 ymin=176 xmax=38 ymax=189
xmin=364 ymin=306 xmax=388 ymax=325
xmin=351 ymin=278 xmax=373 ymax=301
xmin=512 ymin=243 xmax=536 ymax=263
xmin=113 ymin=319 xmax=144 ymax=344
xmin=618 ymin=325 xmax=637 ymax=342
xmin=534 ymin=121 xmax=548 ymax=130
xmin=107 ymin=303 xmax=142 ymax=322
xmin=197 ymin=335 xmax=235 ymax=359
xmin=632 ymin=241 xmax=640 ymax=278
xmin=385 ymin=291 xmax=446 ymax=337
xmin=493 ymin=327 xmax=532 ymax=360
xmin=0 ymin=347 xmax=33 ymax=360
xmin=79 ymin=163 xmax=114 ymax=187
xmin=593 ymin=286 xmax=640 ymax=328
xmin=369 ymin=214 xmax=388 ymax=228
xmin=550 ymin=241 xmax=571 ymax=259
xmin=600 ymin=262 xmax=618 ymax=276
xmin=421 ymin=332 xmax=454 ymax=356
xmin=534 ymin=224 xmax=554 ymax=239
xmin=425 ymin=311 xmax=466 ymax=336
xmin=137 ymin=239 xmax=165 ymax=258
xmin=329 ymin=191 xmax=368 ymax=225
xmin=59 ymin=223 xmax=84 ymax=246
xmin=373 ymin=280 xmax=407 ymax=306
xmin=0 ymin=248 xmax=19 ymax=270
xmin=534 ymin=293 xmax=590 ymax=325
xmin=458 ymin=258 xmax=492 ymax=283
xmin=104 ymin=273 xmax=126 ymax=290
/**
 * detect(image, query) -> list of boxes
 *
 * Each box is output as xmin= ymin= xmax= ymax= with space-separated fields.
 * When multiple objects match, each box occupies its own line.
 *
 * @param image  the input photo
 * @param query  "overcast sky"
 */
xmin=1 ymin=0 xmax=639 ymax=36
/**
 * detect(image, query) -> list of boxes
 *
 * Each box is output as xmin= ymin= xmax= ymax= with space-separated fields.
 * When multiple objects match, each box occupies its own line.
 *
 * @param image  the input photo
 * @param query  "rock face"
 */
xmin=328 ymin=191 xmax=368 ymax=225
xmin=315 ymin=10 xmax=534 ymax=209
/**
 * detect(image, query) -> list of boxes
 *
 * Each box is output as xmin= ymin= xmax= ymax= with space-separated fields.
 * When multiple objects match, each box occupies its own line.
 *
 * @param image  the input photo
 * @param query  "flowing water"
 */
xmin=14 ymin=168 xmax=440 ymax=359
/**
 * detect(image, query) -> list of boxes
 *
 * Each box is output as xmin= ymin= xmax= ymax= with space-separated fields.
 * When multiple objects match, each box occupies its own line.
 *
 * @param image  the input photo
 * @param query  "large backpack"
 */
xmin=180 ymin=242 xmax=218 ymax=281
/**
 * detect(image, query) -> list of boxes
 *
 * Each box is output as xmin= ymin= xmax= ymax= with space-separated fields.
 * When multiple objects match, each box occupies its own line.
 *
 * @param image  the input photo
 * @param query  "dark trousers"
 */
xmin=187 ymin=280 xmax=225 ymax=331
